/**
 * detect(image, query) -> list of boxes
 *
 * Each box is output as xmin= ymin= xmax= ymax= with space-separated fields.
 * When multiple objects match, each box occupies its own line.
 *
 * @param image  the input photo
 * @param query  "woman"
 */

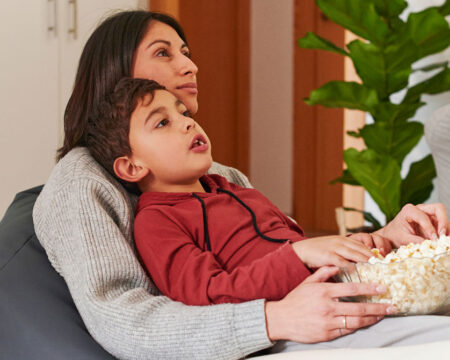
xmin=33 ymin=10 xmax=450 ymax=359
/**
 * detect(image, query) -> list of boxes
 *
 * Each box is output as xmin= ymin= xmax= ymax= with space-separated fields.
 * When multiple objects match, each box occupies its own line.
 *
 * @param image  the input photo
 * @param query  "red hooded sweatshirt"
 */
xmin=134 ymin=174 xmax=311 ymax=305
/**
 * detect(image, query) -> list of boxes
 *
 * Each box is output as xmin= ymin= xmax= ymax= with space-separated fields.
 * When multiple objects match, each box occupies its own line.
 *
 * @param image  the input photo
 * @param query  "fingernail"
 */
xmin=431 ymin=233 xmax=438 ymax=241
xmin=377 ymin=316 xmax=384 ymax=321
xmin=386 ymin=306 xmax=397 ymax=315
xmin=376 ymin=285 xmax=386 ymax=294
xmin=439 ymin=229 xmax=446 ymax=237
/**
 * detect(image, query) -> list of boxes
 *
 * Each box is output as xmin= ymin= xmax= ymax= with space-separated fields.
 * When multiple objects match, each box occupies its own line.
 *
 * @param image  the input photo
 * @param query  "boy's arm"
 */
xmin=135 ymin=209 xmax=311 ymax=305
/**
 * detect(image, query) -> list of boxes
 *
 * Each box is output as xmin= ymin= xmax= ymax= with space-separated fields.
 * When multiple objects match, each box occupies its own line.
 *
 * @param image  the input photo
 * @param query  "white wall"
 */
xmin=250 ymin=0 xmax=294 ymax=215
xmin=364 ymin=0 xmax=450 ymax=224
xmin=0 ymin=0 xmax=147 ymax=218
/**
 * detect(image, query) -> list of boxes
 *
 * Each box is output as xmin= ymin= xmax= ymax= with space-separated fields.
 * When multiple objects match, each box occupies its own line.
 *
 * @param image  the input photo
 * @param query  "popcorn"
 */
xmin=339 ymin=235 xmax=450 ymax=315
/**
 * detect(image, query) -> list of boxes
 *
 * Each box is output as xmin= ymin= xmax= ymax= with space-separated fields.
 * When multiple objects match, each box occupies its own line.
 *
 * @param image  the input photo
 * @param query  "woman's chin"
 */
xmin=181 ymin=95 xmax=198 ymax=114
xmin=188 ymin=100 xmax=198 ymax=114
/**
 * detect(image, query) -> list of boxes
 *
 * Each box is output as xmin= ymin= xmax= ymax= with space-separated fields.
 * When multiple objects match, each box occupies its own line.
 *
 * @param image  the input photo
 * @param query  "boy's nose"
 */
xmin=184 ymin=117 xmax=195 ymax=132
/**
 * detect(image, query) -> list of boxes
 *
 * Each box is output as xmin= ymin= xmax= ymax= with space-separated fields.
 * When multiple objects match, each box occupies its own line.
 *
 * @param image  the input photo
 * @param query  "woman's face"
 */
xmin=132 ymin=21 xmax=199 ymax=114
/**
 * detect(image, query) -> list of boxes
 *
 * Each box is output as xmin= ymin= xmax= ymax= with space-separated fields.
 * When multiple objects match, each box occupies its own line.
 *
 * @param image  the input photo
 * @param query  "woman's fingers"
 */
xmin=416 ymin=203 xmax=448 ymax=236
xmin=372 ymin=234 xmax=392 ymax=255
xmin=334 ymin=301 xmax=396 ymax=317
xmin=332 ymin=314 xmax=383 ymax=330
xmin=332 ymin=327 xmax=354 ymax=339
xmin=327 ymin=282 xmax=386 ymax=298
xmin=402 ymin=204 xmax=439 ymax=240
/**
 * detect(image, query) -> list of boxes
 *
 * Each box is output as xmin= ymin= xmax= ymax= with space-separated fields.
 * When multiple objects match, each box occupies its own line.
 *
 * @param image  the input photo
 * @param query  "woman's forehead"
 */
xmin=142 ymin=21 xmax=185 ymax=47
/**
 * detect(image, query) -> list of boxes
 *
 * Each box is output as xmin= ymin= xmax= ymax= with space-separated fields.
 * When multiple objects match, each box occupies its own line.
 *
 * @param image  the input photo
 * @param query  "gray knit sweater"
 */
xmin=33 ymin=147 xmax=272 ymax=359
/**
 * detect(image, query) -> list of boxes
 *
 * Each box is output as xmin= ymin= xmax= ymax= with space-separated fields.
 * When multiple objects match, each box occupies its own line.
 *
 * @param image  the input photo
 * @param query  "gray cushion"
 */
xmin=0 ymin=186 xmax=115 ymax=359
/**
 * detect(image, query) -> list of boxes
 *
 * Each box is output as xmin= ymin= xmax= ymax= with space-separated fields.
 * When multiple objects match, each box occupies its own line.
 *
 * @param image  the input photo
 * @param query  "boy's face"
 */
xmin=127 ymin=90 xmax=212 ymax=190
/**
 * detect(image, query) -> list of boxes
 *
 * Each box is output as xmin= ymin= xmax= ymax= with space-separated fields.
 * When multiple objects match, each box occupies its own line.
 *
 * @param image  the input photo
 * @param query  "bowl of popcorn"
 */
xmin=338 ymin=235 xmax=450 ymax=315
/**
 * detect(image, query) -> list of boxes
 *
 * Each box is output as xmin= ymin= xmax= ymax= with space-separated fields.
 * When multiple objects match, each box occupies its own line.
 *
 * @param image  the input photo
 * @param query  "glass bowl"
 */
xmin=337 ymin=251 xmax=450 ymax=315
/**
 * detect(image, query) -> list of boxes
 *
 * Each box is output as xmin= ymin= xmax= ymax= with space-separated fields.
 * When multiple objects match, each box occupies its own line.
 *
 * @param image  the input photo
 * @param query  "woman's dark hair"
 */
xmin=57 ymin=10 xmax=187 ymax=161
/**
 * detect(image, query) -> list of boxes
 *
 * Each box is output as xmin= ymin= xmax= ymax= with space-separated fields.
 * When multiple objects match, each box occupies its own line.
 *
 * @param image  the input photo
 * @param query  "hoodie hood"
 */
xmin=136 ymin=174 xmax=231 ymax=211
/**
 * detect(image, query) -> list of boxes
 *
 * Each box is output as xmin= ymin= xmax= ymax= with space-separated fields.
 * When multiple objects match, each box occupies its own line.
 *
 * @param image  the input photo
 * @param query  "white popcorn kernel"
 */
xmin=339 ymin=235 xmax=450 ymax=315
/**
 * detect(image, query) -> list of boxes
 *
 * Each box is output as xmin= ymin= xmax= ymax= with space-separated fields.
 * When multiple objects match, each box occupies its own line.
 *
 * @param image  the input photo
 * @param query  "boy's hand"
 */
xmin=291 ymin=236 xmax=374 ymax=269
xmin=348 ymin=232 xmax=392 ymax=256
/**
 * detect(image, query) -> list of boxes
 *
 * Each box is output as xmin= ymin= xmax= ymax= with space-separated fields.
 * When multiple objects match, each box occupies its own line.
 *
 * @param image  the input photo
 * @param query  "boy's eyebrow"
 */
xmin=146 ymin=39 xmax=188 ymax=50
xmin=144 ymin=106 xmax=164 ymax=125
xmin=144 ymin=99 xmax=184 ymax=125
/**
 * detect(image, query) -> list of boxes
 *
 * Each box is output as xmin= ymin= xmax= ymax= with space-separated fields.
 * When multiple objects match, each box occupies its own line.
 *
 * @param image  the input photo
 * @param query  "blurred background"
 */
xmin=1 ymin=0 xmax=448 ymax=235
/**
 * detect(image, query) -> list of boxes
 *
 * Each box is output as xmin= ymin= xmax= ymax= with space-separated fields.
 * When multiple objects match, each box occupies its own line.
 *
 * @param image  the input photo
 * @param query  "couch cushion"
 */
xmin=0 ymin=186 xmax=115 ymax=359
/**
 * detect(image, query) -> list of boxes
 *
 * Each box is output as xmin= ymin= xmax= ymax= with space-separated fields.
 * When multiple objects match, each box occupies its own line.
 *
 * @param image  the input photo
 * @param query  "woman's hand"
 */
xmin=348 ymin=232 xmax=392 ymax=256
xmin=376 ymin=203 xmax=449 ymax=248
xmin=265 ymin=266 xmax=396 ymax=343
xmin=292 ymin=236 xmax=373 ymax=269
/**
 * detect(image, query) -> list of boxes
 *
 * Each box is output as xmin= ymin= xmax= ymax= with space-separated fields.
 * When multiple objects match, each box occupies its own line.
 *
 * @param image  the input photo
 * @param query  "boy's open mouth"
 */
xmin=190 ymin=134 xmax=207 ymax=150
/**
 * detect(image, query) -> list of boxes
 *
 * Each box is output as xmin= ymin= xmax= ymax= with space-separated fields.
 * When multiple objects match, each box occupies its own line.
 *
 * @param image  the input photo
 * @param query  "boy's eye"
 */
xmin=183 ymin=51 xmax=191 ymax=58
xmin=156 ymin=119 xmax=169 ymax=128
xmin=183 ymin=110 xmax=192 ymax=118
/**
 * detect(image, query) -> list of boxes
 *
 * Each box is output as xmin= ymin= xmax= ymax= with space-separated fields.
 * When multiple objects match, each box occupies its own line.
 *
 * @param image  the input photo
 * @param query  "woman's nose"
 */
xmin=176 ymin=54 xmax=198 ymax=76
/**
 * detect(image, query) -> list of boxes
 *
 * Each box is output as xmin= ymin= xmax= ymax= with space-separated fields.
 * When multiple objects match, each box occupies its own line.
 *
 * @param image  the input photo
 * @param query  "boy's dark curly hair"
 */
xmin=86 ymin=78 xmax=165 ymax=193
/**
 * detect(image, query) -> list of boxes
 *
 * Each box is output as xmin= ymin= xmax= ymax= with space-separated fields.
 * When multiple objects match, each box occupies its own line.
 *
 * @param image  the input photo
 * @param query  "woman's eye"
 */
xmin=156 ymin=119 xmax=169 ymax=128
xmin=183 ymin=51 xmax=191 ymax=58
xmin=156 ymin=49 xmax=169 ymax=57
xmin=183 ymin=110 xmax=192 ymax=118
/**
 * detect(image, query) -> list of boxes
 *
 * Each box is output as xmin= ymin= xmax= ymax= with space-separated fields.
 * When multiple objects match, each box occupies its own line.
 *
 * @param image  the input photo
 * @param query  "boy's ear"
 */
xmin=113 ymin=156 xmax=149 ymax=183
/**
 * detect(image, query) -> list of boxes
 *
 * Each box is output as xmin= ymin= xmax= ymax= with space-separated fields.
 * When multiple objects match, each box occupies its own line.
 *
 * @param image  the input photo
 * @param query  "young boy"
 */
xmin=86 ymin=78 xmax=388 ymax=306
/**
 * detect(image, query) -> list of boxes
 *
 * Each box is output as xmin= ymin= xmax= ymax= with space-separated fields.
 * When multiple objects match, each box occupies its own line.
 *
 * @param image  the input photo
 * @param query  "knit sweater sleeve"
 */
xmin=32 ymin=149 xmax=272 ymax=360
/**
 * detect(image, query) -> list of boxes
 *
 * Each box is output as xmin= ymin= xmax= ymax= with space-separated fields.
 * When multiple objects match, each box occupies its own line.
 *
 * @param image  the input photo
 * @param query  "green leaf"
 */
xmin=298 ymin=32 xmax=349 ymax=56
xmin=305 ymin=81 xmax=379 ymax=111
xmin=403 ymin=67 xmax=450 ymax=104
xmin=437 ymin=0 xmax=450 ymax=16
xmin=316 ymin=0 xmax=390 ymax=45
xmin=348 ymin=39 xmax=417 ymax=99
xmin=344 ymin=148 xmax=401 ymax=221
xmin=400 ymin=155 xmax=436 ymax=206
xmin=343 ymin=207 xmax=383 ymax=230
xmin=360 ymin=121 xmax=423 ymax=165
xmin=412 ymin=61 xmax=448 ymax=73
xmin=406 ymin=8 xmax=450 ymax=59
xmin=330 ymin=169 xmax=360 ymax=186
xmin=346 ymin=130 xmax=361 ymax=138
xmin=371 ymin=0 xmax=407 ymax=18
xmin=371 ymin=102 xmax=425 ymax=124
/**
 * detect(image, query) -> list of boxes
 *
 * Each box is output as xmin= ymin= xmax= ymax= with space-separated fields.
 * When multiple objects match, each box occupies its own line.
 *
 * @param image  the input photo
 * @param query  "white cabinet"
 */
xmin=0 ymin=0 xmax=145 ymax=217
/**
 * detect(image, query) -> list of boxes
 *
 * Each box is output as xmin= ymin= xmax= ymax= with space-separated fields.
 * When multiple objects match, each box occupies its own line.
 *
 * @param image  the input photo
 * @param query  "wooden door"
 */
xmin=294 ymin=0 xmax=345 ymax=233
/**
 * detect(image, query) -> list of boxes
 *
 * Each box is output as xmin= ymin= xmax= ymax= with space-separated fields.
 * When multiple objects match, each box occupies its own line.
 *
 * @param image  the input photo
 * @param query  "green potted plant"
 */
xmin=298 ymin=0 xmax=450 ymax=229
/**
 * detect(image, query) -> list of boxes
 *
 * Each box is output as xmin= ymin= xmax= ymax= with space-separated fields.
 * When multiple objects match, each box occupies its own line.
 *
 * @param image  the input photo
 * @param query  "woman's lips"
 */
xmin=177 ymin=82 xmax=198 ymax=95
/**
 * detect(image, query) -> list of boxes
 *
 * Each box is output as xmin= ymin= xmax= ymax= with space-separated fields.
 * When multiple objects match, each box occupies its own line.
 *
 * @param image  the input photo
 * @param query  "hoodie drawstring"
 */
xmin=192 ymin=188 xmax=288 ymax=252
xmin=217 ymin=188 xmax=288 ymax=243
xmin=192 ymin=193 xmax=212 ymax=251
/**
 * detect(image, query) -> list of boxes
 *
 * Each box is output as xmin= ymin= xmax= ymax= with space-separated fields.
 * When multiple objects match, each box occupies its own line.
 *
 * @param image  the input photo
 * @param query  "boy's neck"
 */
xmin=140 ymin=179 xmax=206 ymax=193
